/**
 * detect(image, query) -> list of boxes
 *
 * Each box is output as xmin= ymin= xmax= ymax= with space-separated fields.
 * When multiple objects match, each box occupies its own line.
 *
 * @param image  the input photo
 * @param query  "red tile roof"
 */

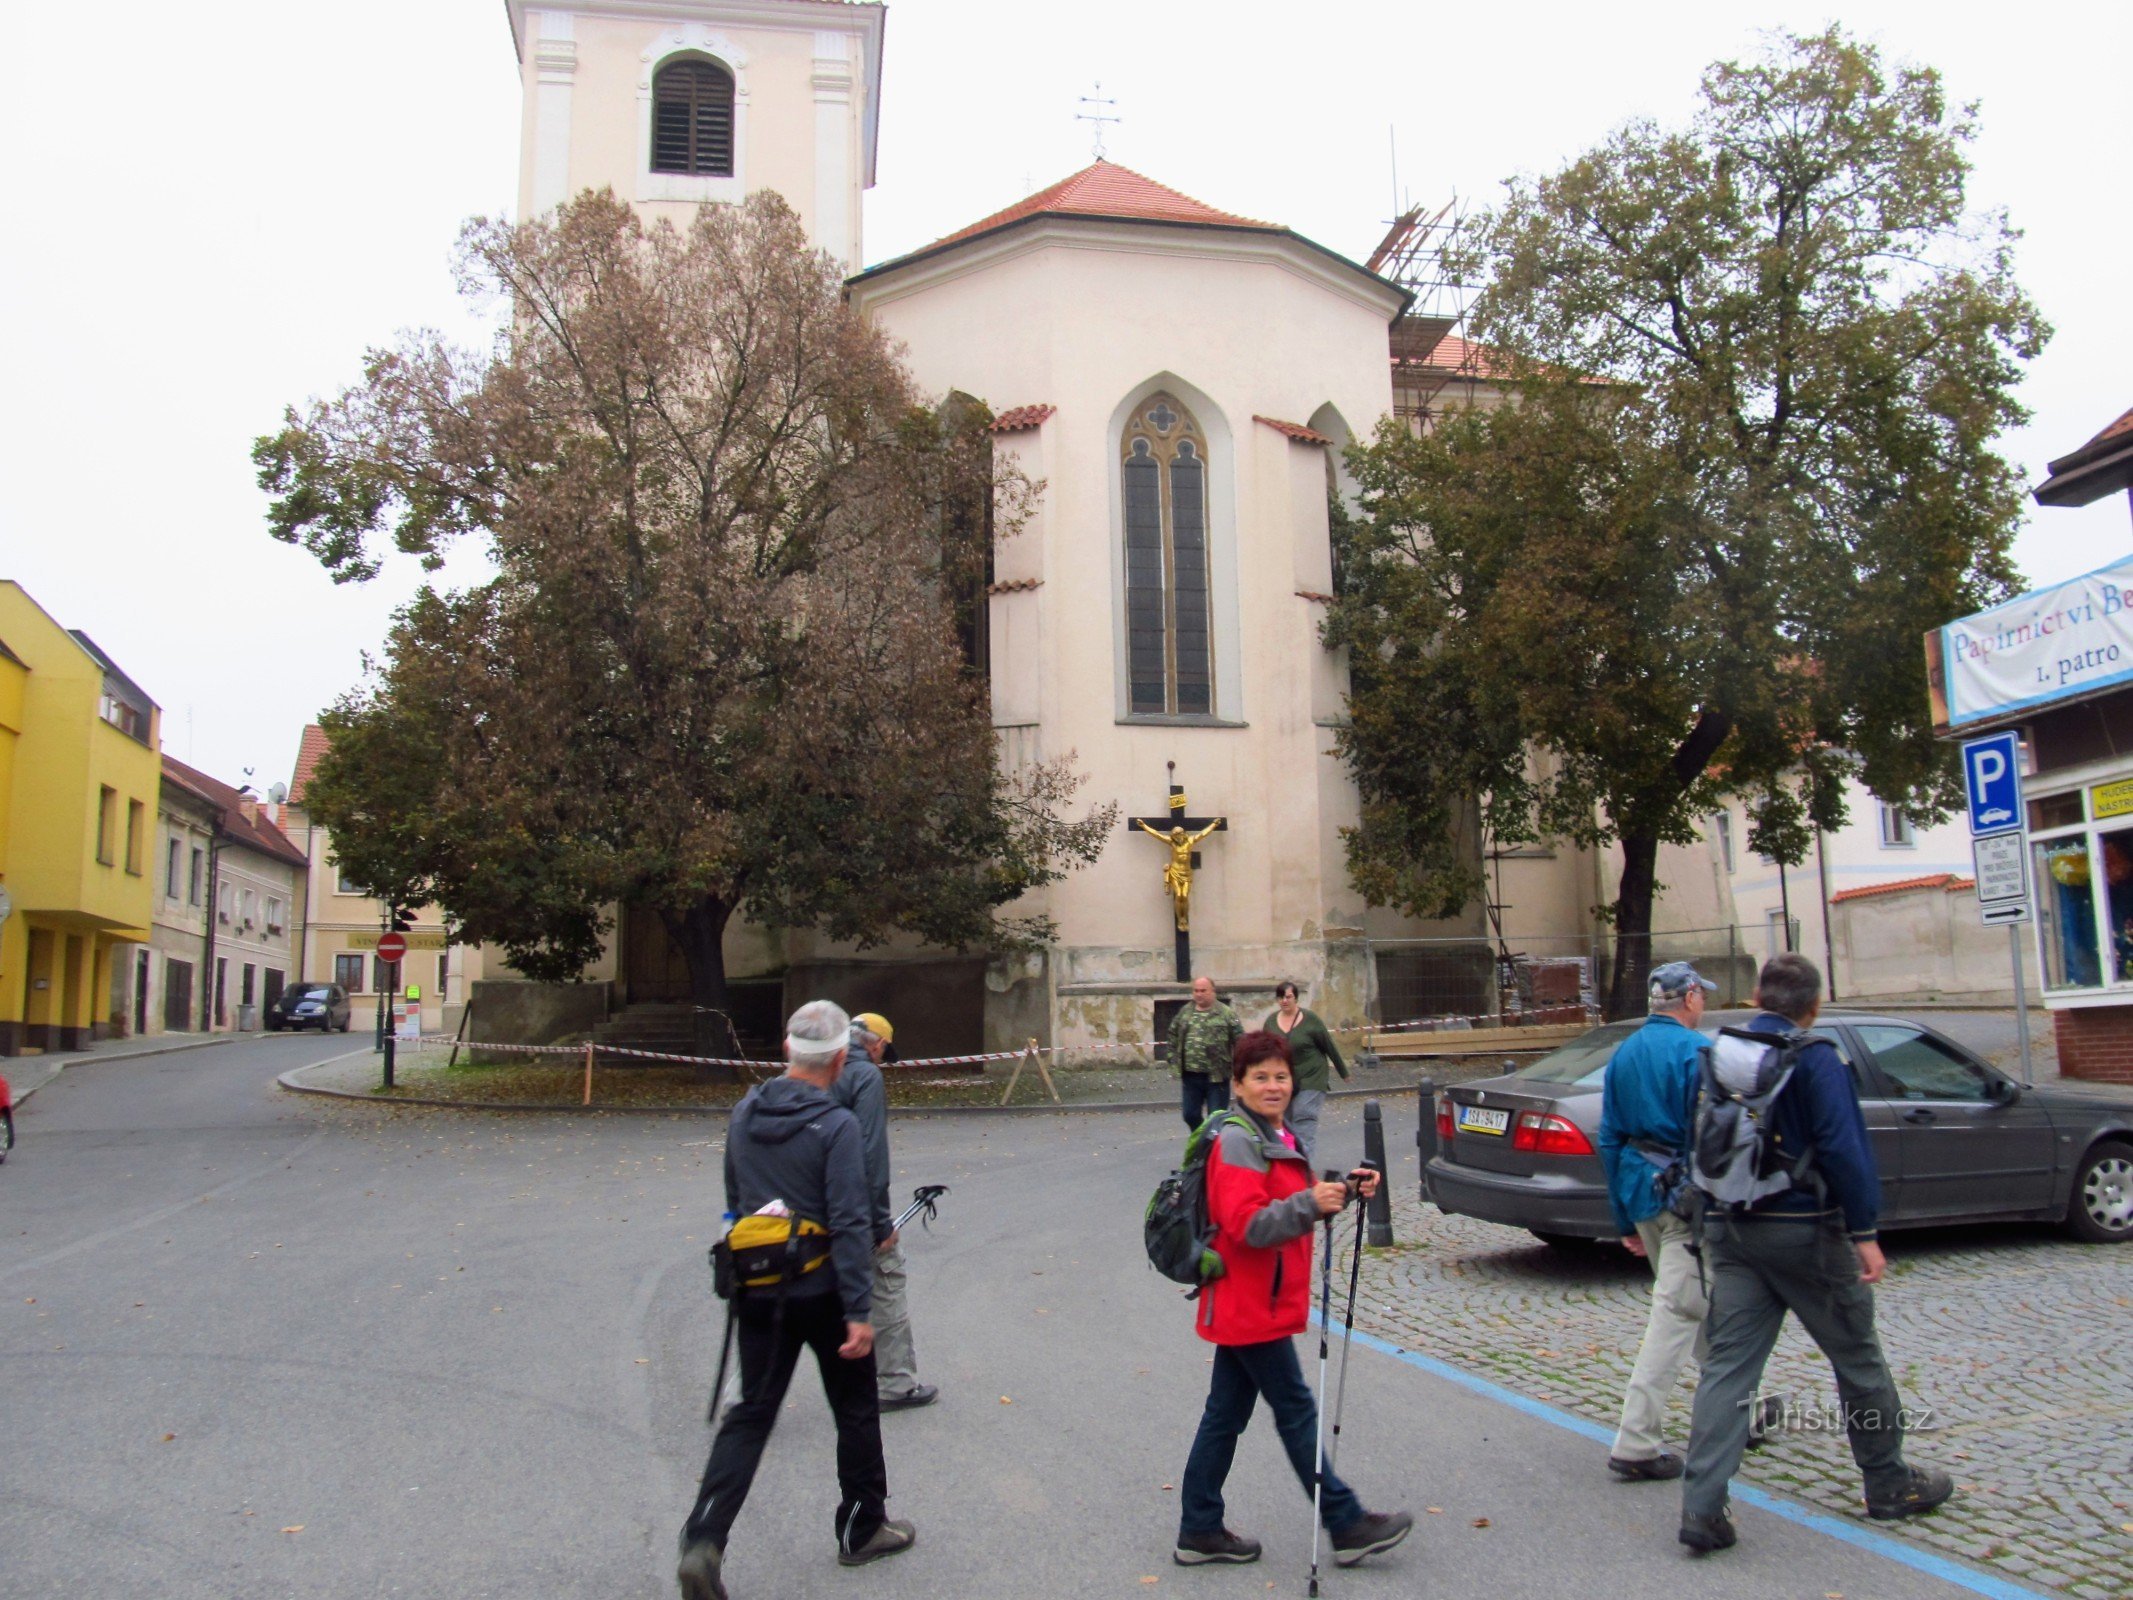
xmin=289 ymin=723 xmax=331 ymax=806
xmin=1254 ymin=416 xmax=1334 ymax=445
xmin=990 ymin=404 xmax=1056 ymax=433
xmin=1394 ymin=330 xmax=1512 ymax=381
xmin=931 ymin=162 xmax=1278 ymax=251
xmin=1829 ymin=873 xmax=1976 ymax=905
xmin=163 ymin=754 xmax=310 ymax=870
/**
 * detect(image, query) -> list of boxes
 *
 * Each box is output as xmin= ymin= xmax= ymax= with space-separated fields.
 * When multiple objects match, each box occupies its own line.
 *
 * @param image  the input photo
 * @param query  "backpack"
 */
xmin=1688 ymin=1027 xmax=1825 ymax=1211
xmin=710 ymin=1211 xmax=834 ymax=1300
xmin=1144 ymin=1110 xmax=1254 ymax=1290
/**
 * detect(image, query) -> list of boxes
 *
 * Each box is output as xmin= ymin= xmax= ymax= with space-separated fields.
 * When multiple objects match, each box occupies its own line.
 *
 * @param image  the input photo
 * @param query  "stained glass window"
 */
xmin=1122 ymin=394 xmax=1213 ymax=716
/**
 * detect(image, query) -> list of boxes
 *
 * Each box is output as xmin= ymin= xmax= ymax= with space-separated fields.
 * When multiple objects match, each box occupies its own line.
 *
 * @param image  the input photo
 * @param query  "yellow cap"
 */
xmin=854 ymin=1011 xmax=894 ymax=1043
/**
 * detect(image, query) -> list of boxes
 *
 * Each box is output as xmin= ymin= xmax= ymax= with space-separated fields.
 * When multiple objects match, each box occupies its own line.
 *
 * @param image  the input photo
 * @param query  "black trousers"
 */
xmin=683 ymin=1291 xmax=888 ymax=1554
xmin=1180 ymin=1071 xmax=1230 ymax=1131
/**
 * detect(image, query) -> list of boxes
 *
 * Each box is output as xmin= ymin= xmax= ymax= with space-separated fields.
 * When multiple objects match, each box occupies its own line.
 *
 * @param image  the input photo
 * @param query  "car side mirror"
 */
xmin=1986 ymin=1076 xmax=2019 ymax=1104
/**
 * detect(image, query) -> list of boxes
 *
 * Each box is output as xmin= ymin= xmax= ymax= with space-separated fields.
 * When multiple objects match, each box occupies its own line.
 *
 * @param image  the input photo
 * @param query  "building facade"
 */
xmin=1928 ymin=405 xmax=2133 ymax=1080
xmin=0 ymin=583 xmax=159 ymax=1055
xmin=118 ymin=757 xmax=310 ymax=1036
xmin=286 ymin=725 xmax=479 ymax=1036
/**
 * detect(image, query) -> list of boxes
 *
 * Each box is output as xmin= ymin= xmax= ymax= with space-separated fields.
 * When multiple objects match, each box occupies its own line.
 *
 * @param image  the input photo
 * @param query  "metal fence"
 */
xmin=1366 ymin=923 xmax=1792 ymax=1023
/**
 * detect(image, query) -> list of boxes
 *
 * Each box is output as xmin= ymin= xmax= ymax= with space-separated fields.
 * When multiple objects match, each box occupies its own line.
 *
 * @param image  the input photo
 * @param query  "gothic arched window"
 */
xmin=1122 ymin=393 xmax=1213 ymax=716
xmin=651 ymin=58 xmax=734 ymax=176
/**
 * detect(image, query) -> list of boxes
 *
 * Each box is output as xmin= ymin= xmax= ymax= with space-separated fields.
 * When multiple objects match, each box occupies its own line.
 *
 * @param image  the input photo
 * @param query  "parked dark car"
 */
xmin=1424 ymin=1010 xmax=2133 ymax=1247
xmin=265 ymin=983 xmax=352 ymax=1033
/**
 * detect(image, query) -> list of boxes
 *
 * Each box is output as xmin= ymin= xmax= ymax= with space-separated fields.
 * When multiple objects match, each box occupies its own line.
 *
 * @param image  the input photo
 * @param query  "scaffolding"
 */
xmin=1366 ymin=198 xmax=1484 ymax=430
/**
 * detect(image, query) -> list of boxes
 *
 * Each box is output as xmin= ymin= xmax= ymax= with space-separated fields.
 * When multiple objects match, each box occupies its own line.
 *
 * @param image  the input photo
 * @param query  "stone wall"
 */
xmin=1831 ymin=882 xmax=2040 ymax=1004
xmin=468 ymin=980 xmax=611 ymax=1056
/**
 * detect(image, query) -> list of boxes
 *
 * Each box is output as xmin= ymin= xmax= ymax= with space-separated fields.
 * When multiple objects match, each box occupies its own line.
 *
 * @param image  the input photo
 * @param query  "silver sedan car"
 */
xmin=1422 ymin=1010 xmax=2133 ymax=1248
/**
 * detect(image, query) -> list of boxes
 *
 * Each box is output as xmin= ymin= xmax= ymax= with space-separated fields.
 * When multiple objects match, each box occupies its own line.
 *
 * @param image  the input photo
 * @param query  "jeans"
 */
xmin=1611 ymin=1210 xmax=1708 ymax=1459
xmin=871 ymin=1238 xmax=921 ymax=1401
xmin=1682 ymin=1215 xmax=1910 ymax=1518
xmin=1287 ymin=1090 xmax=1327 ymax=1163
xmin=1180 ymin=1336 xmax=1364 ymax=1538
xmin=1181 ymin=1071 xmax=1230 ymax=1132
xmin=683 ymin=1291 xmax=888 ymax=1555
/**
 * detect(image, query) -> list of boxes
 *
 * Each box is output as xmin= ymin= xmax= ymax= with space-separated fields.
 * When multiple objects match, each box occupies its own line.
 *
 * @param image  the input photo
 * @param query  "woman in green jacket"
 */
xmin=1263 ymin=981 xmax=1348 ymax=1160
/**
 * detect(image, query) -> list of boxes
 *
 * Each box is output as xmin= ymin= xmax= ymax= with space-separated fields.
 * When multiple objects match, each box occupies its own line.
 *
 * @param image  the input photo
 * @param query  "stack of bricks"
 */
xmin=2054 ymin=1005 xmax=2133 ymax=1082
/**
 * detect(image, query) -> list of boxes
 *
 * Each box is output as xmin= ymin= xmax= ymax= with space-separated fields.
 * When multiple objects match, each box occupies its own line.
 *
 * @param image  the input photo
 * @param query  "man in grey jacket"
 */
xmin=677 ymin=1001 xmax=916 ymax=1600
xmin=836 ymin=1011 xmax=936 ymax=1409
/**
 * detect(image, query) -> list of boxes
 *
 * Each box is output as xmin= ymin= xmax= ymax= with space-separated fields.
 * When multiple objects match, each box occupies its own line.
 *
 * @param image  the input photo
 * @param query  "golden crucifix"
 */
xmin=1127 ymin=765 xmax=1229 ymax=978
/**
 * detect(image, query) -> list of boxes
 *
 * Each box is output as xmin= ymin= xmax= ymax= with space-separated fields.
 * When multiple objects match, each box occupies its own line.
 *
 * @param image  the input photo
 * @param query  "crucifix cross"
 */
xmin=1128 ymin=762 xmax=1228 ymax=982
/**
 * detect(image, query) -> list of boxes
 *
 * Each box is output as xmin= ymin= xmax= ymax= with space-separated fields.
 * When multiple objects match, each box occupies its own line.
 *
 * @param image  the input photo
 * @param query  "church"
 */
xmin=485 ymin=0 xmax=1721 ymax=1059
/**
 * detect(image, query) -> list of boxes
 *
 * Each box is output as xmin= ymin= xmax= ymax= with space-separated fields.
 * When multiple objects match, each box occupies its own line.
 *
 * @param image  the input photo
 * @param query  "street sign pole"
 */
xmin=2009 ymin=925 xmax=2034 ymax=1087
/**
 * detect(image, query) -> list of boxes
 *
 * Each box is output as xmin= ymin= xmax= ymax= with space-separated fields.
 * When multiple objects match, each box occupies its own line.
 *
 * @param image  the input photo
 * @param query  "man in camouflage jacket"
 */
xmin=1169 ymin=975 xmax=1244 ymax=1131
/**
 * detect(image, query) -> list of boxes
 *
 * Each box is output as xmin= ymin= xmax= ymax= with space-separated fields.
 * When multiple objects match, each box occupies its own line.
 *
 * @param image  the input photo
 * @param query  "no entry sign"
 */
xmin=375 ymin=932 xmax=408 ymax=963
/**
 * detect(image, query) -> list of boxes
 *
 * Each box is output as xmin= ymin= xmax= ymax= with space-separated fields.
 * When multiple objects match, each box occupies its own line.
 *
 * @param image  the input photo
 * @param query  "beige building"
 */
xmin=286 ymin=726 xmax=482 ymax=1036
xmin=117 ymin=758 xmax=310 ymax=1036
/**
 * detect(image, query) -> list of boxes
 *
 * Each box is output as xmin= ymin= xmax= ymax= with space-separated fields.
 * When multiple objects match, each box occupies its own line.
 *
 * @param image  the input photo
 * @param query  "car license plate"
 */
xmin=1457 ymin=1105 xmax=1510 ymax=1136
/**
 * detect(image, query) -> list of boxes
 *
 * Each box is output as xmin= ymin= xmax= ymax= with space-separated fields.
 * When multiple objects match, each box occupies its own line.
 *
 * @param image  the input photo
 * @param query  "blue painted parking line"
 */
xmin=1316 ymin=1314 xmax=2047 ymax=1600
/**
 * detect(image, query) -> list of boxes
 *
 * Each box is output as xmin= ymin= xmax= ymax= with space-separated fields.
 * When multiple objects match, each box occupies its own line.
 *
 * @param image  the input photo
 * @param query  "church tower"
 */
xmin=505 ymin=1 xmax=884 ymax=272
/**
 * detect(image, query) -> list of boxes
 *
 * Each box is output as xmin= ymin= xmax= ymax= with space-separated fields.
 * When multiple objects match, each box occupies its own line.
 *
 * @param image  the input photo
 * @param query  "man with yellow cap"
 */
xmin=835 ymin=1010 xmax=937 ymax=1409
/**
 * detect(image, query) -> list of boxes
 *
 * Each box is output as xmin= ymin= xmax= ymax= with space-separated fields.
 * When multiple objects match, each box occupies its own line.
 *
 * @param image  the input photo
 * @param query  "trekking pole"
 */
xmin=892 ymin=1184 xmax=949 ymax=1233
xmin=1326 ymin=1163 xmax=1376 ymax=1470
xmin=1307 ymin=1170 xmax=1342 ymax=1598
xmin=703 ymin=1301 xmax=737 ymax=1425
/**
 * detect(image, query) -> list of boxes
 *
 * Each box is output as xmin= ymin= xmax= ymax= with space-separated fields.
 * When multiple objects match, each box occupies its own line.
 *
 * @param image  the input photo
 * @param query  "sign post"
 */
xmin=376 ymin=931 xmax=408 ymax=1089
xmin=1962 ymin=731 xmax=2033 ymax=1085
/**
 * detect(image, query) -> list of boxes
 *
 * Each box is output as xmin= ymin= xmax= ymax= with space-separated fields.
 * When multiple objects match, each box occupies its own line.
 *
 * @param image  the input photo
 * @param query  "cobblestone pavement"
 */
xmin=1353 ymin=1190 xmax=2133 ymax=1598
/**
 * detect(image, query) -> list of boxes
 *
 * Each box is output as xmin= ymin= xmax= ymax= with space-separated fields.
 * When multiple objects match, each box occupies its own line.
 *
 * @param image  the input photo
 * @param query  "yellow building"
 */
xmin=0 ymin=582 xmax=160 ymax=1055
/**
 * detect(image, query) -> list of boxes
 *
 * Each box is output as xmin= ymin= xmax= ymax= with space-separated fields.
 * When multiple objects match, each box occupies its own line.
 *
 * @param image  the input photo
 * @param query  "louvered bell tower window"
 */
xmin=1122 ymin=394 xmax=1213 ymax=717
xmin=652 ymin=58 xmax=735 ymax=176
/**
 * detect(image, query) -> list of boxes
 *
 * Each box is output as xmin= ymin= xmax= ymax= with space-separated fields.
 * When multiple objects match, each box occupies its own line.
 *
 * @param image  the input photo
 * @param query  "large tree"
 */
xmin=1328 ymin=28 xmax=2045 ymax=1017
xmin=261 ymin=190 xmax=1111 ymax=1055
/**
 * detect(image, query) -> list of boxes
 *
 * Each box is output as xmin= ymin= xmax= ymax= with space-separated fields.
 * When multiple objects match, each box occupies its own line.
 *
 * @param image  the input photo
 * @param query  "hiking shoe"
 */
xmin=1608 ymin=1452 xmax=1685 ymax=1480
xmin=879 ymin=1384 xmax=938 ymax=1411
xmin=838 ymin=1518 xmax=917 ymax=1567
xmin=1866 ymin=1466 xmax=1955 ymax=1521
xmin=1744 ymin=1395 xmax=1783 ymax=1451
xmin=1331 ymin=1510 xmax=1413 ymax=1566
xmin=675 ymin=1540 xmax=727 ymax=1600
xmin=1174 ymin=1528 xmax=1262 ymax=1565
xmin=1678 ymin=1509 xmax=1737 ymax=1554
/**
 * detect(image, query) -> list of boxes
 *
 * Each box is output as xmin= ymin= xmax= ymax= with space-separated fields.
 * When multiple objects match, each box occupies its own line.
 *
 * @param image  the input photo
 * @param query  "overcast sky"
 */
xmin=2 ymin=1 xmax=2123 ymax=794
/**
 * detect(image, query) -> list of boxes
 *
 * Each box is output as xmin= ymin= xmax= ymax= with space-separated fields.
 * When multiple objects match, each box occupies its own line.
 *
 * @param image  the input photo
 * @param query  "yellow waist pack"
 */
xmin=711 ymin=1213 xmax=834 ymax=1300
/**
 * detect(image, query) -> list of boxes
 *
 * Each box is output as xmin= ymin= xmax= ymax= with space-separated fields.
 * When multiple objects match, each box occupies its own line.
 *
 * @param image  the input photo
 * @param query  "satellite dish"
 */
xmin=269 ymin=782 xmax=289 ymax=805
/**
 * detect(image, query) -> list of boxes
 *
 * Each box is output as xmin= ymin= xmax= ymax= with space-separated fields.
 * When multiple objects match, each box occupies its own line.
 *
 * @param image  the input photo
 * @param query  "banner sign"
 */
xmin=1940 ymin=553 xmax=2133 ymax=728
xmin=349 ymin=930 xmax=448 ymax=951
xmin=2096 ymin=778 xmax=2133 ymax=821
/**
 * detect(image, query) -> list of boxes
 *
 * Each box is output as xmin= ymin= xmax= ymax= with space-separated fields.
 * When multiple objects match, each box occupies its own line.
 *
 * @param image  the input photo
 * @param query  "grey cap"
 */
xmin=1649 ymin=961 xmax=1718 ymax=1003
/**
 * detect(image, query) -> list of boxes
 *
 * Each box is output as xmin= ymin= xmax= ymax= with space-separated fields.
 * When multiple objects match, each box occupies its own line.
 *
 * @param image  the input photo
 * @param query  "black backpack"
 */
xmin=1144 ymin=1110 xmax=1254 ymax=1290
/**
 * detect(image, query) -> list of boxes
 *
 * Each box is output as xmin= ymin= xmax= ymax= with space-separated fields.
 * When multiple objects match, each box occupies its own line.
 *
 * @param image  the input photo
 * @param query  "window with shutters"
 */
xmin=1121 ymin=394 xmax=1214 ymax=717
xmin=651 ymin=57 xmax=734 ymax=177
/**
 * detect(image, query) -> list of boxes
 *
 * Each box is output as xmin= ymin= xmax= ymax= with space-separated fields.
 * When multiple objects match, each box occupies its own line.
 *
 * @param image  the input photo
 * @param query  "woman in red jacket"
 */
xmin=1174 ymin=1031 xmax=1414 ymax=1568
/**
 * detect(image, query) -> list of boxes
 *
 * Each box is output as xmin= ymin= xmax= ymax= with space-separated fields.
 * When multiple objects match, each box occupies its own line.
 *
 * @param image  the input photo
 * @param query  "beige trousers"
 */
xmin=1610 ymin=1209 xmax=1709 ymax=1460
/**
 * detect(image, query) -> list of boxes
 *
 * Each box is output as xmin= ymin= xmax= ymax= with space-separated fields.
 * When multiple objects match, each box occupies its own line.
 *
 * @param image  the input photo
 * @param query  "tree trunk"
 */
xmin=1607 ymin=832 xmax=1660 ymax=1021
xmin=672 ymin=898 xmax=743 ymax=1072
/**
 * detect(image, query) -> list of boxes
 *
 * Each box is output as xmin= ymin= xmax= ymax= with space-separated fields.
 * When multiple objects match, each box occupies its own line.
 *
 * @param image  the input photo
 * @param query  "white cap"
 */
xmin=785 ymin=998 xmax=851 ymax=1059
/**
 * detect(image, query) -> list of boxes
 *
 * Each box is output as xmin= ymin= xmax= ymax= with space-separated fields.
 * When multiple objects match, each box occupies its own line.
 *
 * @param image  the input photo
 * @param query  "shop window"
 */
xmin=2104 ymin=825 xmax=2133 ymax=986
xmin=2036 ymin=838 xmax=2099 ymax=989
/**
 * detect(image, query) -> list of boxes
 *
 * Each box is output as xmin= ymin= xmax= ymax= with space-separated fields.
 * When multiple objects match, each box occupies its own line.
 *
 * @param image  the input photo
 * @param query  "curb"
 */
xmin=273 ymin=1063 xmax=1440 ymax=1119
xmin=13 ymin=1031 xmax=258 ymax=1104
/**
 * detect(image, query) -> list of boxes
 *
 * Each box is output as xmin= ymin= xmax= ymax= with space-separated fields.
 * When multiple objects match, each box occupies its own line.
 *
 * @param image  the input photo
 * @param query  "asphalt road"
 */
xmin=1 ymin=1038 xmax=2032 ymax=1600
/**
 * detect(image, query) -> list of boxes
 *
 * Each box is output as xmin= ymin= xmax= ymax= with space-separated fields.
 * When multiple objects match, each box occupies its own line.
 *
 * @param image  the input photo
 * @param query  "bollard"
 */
xmin=1413 ymin=1078 xmax=1439 ymax=1207
xmin=1362 ymin=1099 xmax=1394 ymax=1247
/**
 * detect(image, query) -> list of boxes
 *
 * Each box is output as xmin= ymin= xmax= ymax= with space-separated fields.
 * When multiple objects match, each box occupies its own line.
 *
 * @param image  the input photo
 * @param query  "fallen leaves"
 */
xmin=1471 ymin=1516 xmax=1491 ymax=1528
xmin=281 ymin=1525 xmax=305 ymax=1535
xmin=999 ymin=1396 xmax=1013 ymax=1405
xmin=161 ymin=1433 xmax=176 ymax=1443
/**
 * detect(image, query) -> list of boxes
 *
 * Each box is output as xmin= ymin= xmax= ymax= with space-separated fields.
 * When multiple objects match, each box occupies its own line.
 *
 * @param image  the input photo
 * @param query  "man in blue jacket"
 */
xmin=1596 ymin=961 xmax=1716 ymax=1481
xmin=1678 ymin=954 xmax=1952 ymax=1554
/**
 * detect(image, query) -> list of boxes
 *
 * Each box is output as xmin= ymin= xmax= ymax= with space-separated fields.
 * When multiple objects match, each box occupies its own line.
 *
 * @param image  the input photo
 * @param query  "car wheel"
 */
xmin=1529 ymin=1231 xmax=1600 ymax=1252
xmin=2066 ymin=1141 xmax=2133 ymax=1244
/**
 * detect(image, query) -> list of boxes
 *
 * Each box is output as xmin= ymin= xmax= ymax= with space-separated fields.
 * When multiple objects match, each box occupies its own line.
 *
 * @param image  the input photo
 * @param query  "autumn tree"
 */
xmin=260 ymin=190 xmax=1111 ymax=1055
xmin=1328 ymin=28 xmax=2045 ymax=1016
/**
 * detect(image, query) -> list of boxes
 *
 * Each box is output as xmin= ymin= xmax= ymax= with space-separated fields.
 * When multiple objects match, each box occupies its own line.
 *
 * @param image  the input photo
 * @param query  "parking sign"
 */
xmin=1962 ymin=732 xmax=2023 ymax=837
